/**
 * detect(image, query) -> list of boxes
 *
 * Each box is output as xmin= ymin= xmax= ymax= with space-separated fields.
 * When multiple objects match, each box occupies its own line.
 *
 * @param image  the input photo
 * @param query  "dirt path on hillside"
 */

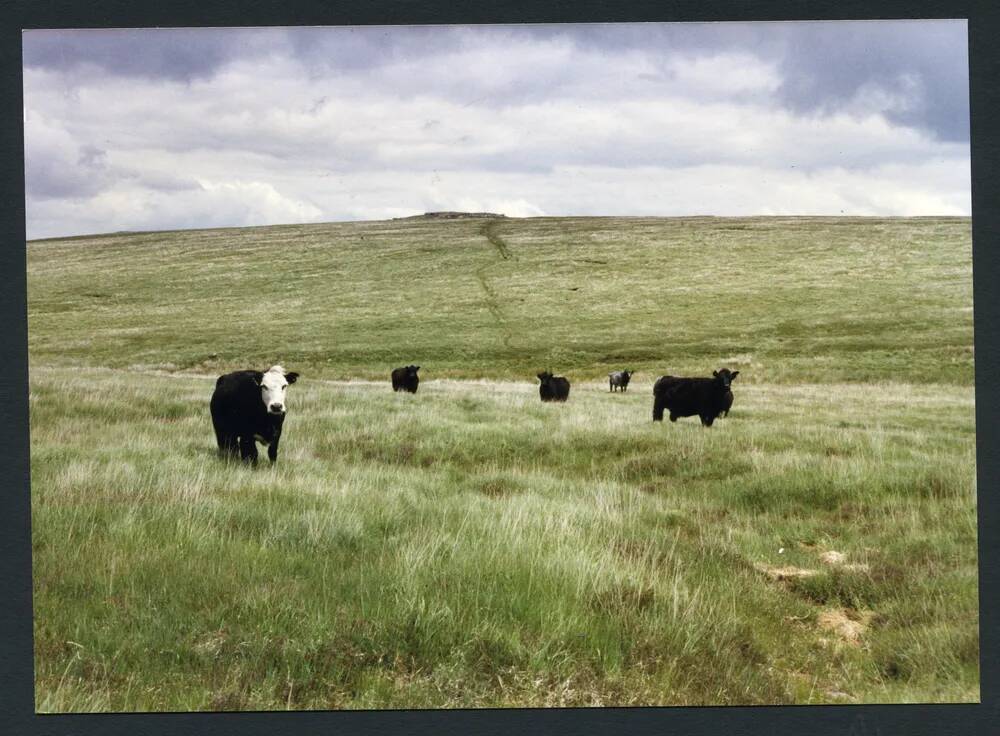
xmin=474 ymin=220 xmax=516 ymax=350
xmin=482 ymin=219 xmax=514 ymax=261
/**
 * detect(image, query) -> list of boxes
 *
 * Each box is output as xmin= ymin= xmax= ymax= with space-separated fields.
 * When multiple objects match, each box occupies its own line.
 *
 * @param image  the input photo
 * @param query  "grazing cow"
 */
xmin=210 ymin=365 xmax=300 ymax=465
xmin=609 ymin=370 xmax=634 ymax=392
xmin=391 ymin=365 xmax=420 ymax=393
xmin=537 ymin=371 xmax=571 ymax=402
xmin=652 ymin=368 xmax=739 ymax=426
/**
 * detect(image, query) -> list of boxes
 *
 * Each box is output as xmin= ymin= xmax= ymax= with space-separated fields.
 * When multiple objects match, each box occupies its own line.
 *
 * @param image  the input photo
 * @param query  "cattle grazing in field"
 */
xmin=652 ymin=368 xmax=739 ymax=426
xmin=210 ymin=365 xmax=300 ymax=465
xmin=609 ymin=370 xmax=634 ymax=392
xmin=537 ymin=371 xmax=571 ymax=402
xmin=391 ymin=365 xmax=420 ymax=393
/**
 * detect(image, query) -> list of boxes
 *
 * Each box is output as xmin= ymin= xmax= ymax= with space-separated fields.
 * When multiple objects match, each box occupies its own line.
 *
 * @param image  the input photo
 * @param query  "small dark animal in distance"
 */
xmin=210 ymin=365 xmax=299 ymax=465
xmin=392 ymin=365 xmax=420 ymax=393
xmin=652 ymin=368 xmax=739 ymax=426
xmin=537 ymin=371 xmax=571 ymax=402
xmin=609 ymin=370 xmax=634 ymax=392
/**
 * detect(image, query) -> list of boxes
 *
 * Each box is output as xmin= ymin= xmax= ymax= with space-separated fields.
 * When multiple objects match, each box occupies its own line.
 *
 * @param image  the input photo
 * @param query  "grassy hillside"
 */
xmin=27 ymin=216 xmax=978 ymax=710
xmin=27 ymin=216 xmax=973 ymax=383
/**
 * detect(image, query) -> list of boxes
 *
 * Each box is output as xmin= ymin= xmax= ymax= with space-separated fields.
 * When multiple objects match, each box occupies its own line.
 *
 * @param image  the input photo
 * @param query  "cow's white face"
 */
xmin=259 ymin=365 xmax=297 ymax=415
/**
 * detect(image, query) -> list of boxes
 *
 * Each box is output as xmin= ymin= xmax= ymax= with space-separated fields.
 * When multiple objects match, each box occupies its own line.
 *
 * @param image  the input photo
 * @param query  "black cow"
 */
xmin=392 ymin=365 xmax=420 ymax=393
xmin=609 ymin=370 xmax=634 ymax=392
xmin=538 ymin=371 xmax=571 ymax=402
xmin=210 ymin=365 xmax=300 ymax=465
xmin=652 ymin=368 xmax=739 ymax=426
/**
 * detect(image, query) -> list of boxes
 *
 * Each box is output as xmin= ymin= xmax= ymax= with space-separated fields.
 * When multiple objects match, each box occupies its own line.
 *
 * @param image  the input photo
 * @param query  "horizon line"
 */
xmin=26 ymin=212 xmax=973 ymax=244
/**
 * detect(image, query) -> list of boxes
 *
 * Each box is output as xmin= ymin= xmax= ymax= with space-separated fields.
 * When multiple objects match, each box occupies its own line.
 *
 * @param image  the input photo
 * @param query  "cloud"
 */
xmin=27 ymin=177 xmax=323 ymax=239
xmin=22 ymin=27 xmax=285 ymax=82
xmin=23 ymin=20 xmax=969 ymax=140
xmin=23 ymin=110 xmax=113 ymax=200
xmin=283 ymin=158 xmax=970 ymax=222
xmin=771 ymin=20 xmax=969 ymax=142
xmin=21 ymin=22 xmax=970 ymax=239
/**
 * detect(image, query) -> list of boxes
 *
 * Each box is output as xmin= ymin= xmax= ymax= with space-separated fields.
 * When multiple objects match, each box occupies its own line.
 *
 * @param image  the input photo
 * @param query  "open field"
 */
xmin=28 ymin=216 xmax=977 ymax=709
xmin=28 ymin=216 xmax=973 ymax=383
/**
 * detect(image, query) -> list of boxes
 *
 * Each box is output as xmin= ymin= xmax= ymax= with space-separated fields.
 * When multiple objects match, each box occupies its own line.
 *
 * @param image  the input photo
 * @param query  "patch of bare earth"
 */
xmin=817 ymin=608 xmax=874 ymax=646
xmin=819 ymin=549 xmax=870 ymax=573
xmin=753 ymin=563 xmax=819 ymax=581
xmin=757 ymin=549 xmax=877 ymax=657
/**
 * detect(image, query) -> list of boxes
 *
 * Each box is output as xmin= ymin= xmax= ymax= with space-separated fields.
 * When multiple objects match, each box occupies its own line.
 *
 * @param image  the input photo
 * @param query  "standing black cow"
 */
xmin=609 ymin=370 xmax=634 ymax=392
xmin=538 ymin=371 xmax=571 ymax=402
xmin=210 ymin=365 xmax=300 ymax=465
xmin=652 ymin=368 xmax=739 ymax=426
xmin=392 ymin=365 xmax=420 ymax=393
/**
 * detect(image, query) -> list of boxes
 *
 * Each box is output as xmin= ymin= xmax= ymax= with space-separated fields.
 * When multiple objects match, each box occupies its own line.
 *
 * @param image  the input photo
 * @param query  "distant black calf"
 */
xmin=652 ymin=368 xmax=739 ymax=426
xmin=538 ymin=371 xmax=571 ymax=402
xmin=609 ymin=370 xmax=634 ymax=392
xmin=210 ymin=365 xmax=300 ymax=465
xmin=391 ymin=365 xmax=420 ymax=393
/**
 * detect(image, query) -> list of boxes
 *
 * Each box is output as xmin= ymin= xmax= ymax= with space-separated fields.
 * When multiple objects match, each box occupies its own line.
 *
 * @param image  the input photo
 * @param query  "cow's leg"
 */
xmin=267 ymin=437 xmax=279 ymax=464
xmin=700 ymin=414 xmax=715 ymax=427
xmin=213 ymin=417 xmax=236 ymax=456
xmin=669 ymin=413 xmax=678 ymax=422
xmin=652 ymin=394 xmax=665 ymax=421
xmin=215 ymin=425 xmax=239 ymax=458
xmin=222 ymin=434 xmax=239 ymax=458
xmin=239 ymin=436 xmax=259 ymax=466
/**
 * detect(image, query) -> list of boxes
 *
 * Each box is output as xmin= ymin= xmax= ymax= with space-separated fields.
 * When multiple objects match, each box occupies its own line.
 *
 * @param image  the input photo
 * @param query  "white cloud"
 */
xmin=22 ymin=24 xmax=971 ymax=239
xmin=663 ymin=52 xmax=782 ymax=95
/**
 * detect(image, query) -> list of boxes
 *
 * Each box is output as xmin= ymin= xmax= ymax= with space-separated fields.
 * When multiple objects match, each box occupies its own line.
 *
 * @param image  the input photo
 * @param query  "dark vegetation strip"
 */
xmin=475 ymin=220 xmax=515 ymax=349
xmin=481 ymin=219 xmax=514 ymax=260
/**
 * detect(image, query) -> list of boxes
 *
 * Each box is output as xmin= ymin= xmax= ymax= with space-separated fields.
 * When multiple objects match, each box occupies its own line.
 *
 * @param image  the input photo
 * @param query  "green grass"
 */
xmin=28 ymin=216 xmax=973 ymax=383
xmin=28 ymin=216 xmax=978 ymax=710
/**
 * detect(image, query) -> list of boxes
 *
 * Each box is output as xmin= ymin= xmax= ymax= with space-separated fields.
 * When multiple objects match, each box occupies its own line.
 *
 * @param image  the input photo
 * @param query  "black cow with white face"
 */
xmin=538 ymin=371 xmax=571 ymax=402
xmin=391 ymin=365 xmax=420 ymax=393
xmin=652 ymin=368 xmax=738 ymax=426
xmin=210 ymin=364 xmax=300 ymax=465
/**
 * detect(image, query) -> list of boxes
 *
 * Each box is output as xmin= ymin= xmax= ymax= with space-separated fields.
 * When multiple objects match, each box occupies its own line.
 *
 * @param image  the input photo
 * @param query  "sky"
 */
xmin=22 ymin=21 xmax=970 ymax=240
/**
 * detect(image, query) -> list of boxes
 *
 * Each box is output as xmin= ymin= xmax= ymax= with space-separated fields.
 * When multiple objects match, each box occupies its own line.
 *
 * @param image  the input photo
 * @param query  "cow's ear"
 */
xmin=285 ymin=372 xmax=299 ymax=384
xmin=730 ymin=371 xmax=739 ymax=380
xmin=713 ymin=370 xmax=719 ymax=377
xmin=414 ymin=366 xmax=420 ymax=372
xmin=252 ymin=371 xmax=265 ymax=385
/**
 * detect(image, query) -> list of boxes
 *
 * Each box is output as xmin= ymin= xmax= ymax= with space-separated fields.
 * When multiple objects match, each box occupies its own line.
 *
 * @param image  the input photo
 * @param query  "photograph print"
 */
xmin=23 ymin=20 xmax=977 ymax=711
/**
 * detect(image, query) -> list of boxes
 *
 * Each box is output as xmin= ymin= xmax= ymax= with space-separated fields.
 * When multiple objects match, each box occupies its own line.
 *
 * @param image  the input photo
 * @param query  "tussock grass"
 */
xmin=27 ymin=217 xmax=977 ymax=709
xmin=30 ymin=368 xmax=977 ymax=709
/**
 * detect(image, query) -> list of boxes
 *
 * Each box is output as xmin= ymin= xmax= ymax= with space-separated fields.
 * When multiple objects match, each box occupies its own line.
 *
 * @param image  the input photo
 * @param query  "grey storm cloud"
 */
xmin=26 ymin=146 xmax=110 ymax=200
xmin=771 ymin=21 xmax=969 ymax=142
xmin=21 ymin=21 xmax=971 ymax=239
xmin=21 ymin=27 xmax=281 ymax=82
xmin=23 ymin=21 xmax=969 ymax=141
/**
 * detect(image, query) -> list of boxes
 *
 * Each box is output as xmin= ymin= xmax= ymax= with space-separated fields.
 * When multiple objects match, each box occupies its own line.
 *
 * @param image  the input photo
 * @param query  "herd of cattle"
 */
xmin=209 ymin=363 xmax=740 ymax=464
